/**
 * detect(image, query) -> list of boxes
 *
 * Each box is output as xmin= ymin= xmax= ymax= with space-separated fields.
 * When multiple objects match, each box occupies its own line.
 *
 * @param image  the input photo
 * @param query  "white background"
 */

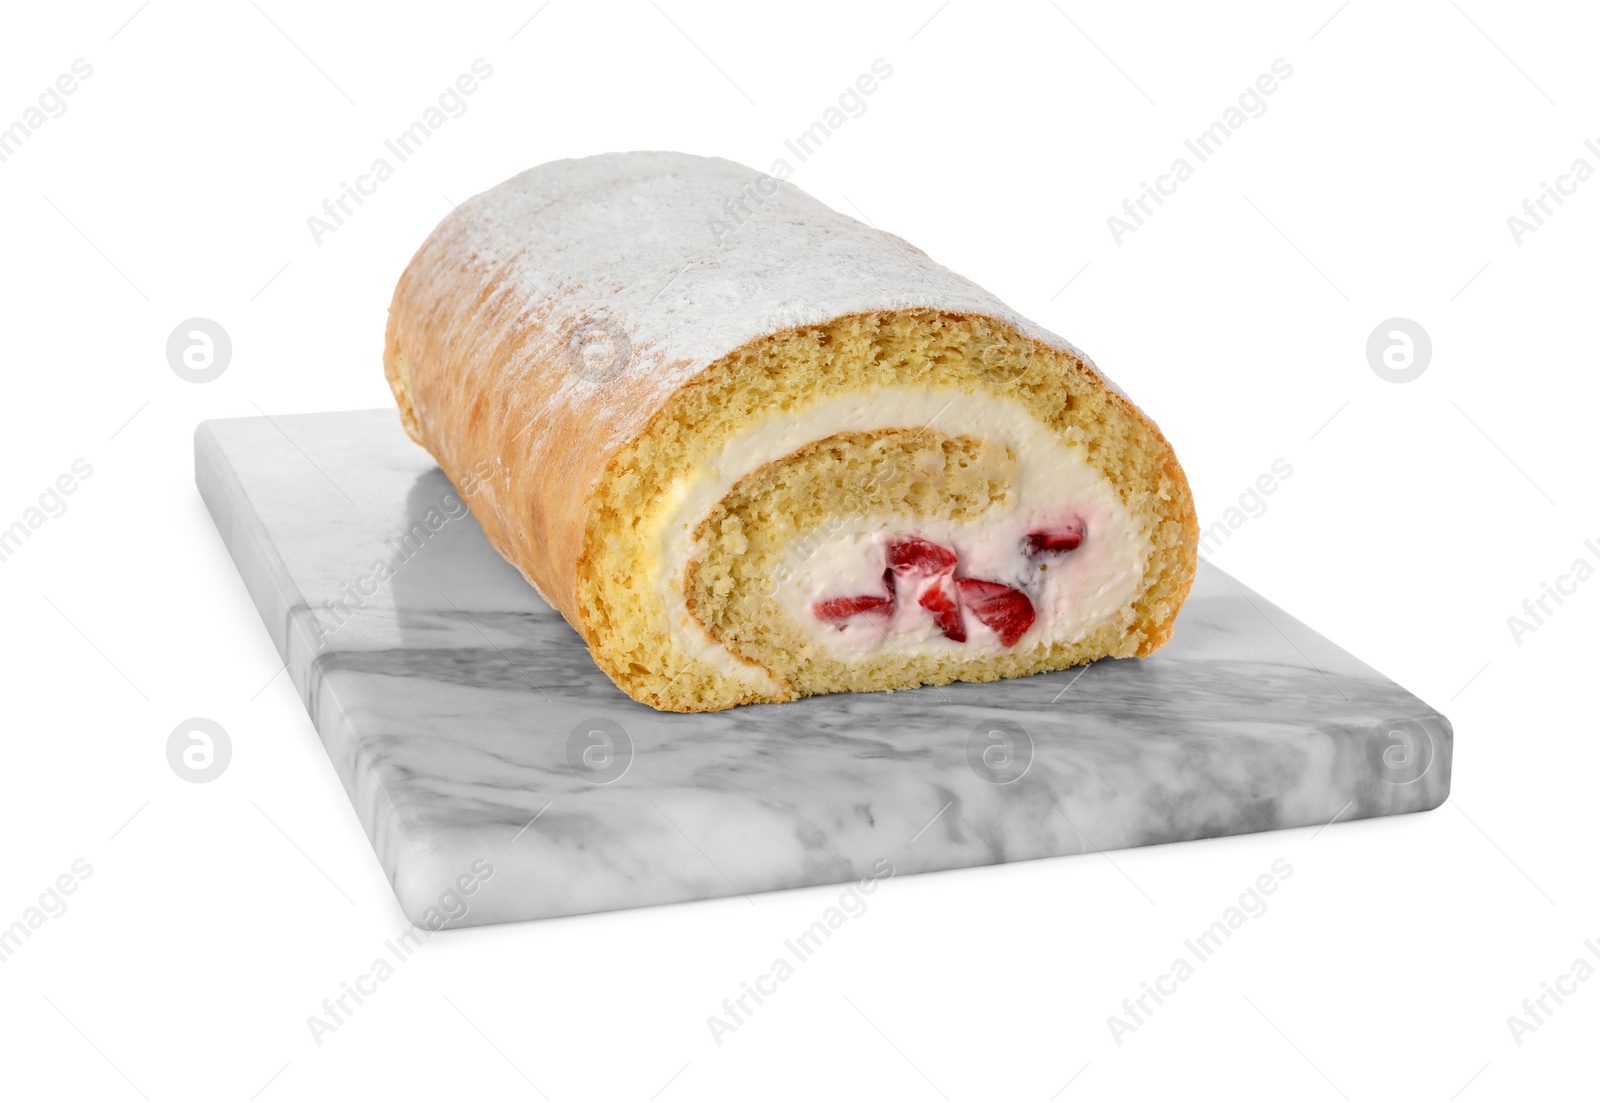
xmin=1 ymin=1 xmax=1595 ymax=1100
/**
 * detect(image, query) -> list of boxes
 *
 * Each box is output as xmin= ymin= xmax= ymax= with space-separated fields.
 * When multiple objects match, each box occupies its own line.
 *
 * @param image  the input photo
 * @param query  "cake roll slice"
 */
xmin=384 ymin=152 xmax=1197 ymax=712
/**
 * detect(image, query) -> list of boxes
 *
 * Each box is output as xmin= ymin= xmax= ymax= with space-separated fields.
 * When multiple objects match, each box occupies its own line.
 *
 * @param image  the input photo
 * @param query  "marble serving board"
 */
xmin=196 ymin=410 xmax=1451 ymax=927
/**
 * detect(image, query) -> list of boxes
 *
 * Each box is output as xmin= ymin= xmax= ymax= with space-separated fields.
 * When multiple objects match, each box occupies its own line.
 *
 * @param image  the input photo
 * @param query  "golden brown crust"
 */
xmin=1054 ymin=335 xmax=1199 ymax=657
xmin=383 ymin=254 xmax=671 ymax=638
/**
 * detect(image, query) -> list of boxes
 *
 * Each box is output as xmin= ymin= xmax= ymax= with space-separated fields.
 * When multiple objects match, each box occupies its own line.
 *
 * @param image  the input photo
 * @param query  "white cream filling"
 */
xmin=652 ymin=387 xmax=1150 ymax=687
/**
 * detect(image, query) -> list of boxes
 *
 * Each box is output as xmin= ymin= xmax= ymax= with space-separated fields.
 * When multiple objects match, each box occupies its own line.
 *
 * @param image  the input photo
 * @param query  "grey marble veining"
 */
xmin=196 ymin=410 xmax=1451 ymax=927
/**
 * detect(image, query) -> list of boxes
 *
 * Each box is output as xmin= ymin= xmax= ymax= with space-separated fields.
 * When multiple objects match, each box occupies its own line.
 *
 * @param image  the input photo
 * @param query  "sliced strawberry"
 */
xmin=956 ymin=578 xmax=1035 ymax=647
xmin=812 ymin=594 xmax=895 ymax=625
xmin=1026 ymin=521 xmax=1086 ymax=555
xmin=918 ymin=576 xmax=967 ymax=642
xmin=886 ymin=534 xmax=958 ymax=575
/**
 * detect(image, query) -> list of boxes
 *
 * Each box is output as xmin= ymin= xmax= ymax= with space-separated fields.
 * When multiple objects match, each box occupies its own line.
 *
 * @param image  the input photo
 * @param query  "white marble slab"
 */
xmin=196 ymin=410 xmax=1451 ymax=927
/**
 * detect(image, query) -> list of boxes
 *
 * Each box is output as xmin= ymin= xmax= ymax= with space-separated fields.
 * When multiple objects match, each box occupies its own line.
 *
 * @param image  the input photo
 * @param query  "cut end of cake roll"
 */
xmin=576 ymin=309 xmax=1197 ymax=712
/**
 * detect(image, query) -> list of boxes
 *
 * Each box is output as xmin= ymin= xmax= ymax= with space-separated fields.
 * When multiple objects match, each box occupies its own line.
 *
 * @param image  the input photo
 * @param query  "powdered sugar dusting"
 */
xmin=428 ymin=151 xmax=1124 ymax=422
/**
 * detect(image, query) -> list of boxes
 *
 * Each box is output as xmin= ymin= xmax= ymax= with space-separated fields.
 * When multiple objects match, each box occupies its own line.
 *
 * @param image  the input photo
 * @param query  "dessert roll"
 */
xmin=384 ymin=152 xmax=1197 ymax=711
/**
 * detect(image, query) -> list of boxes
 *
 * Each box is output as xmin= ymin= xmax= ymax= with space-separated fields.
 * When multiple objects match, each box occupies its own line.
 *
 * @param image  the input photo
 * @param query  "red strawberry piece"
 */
xmin=1026 ymin=521 xmax=1086 ymax=555
xmin=955 ymin=578 xmax=1035 ymax=647
xmin=918 ymin=576 xmax=967 ymax=643
xmin=887 ymin=535 xmax=958 ymax=575
xmin=812 ymin=594 xmax=895 ymax=626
